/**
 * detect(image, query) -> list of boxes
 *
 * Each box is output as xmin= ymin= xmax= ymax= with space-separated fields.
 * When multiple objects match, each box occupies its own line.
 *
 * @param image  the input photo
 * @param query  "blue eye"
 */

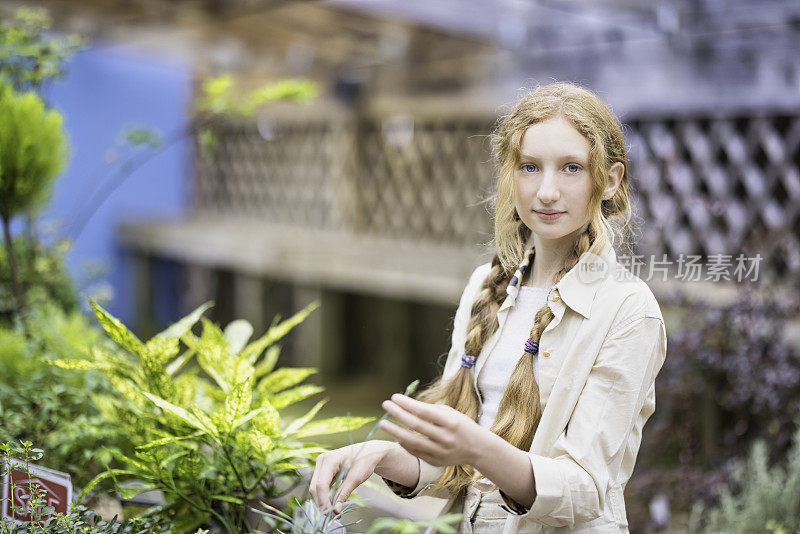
xmin=521 ymin=163 xmax=537 ymax=172
xmin=566 ymin=164 xmax=581 ymax=173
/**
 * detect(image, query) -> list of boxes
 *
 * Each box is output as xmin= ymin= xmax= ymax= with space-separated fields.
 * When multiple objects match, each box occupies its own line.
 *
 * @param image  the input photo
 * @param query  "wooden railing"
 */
xmin=189 ymin=104 xmax=800 ymax=289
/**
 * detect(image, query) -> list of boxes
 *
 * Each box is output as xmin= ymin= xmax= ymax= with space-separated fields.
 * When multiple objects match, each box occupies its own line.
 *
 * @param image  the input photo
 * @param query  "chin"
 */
xmin=528 ymin=221 xmax=579 ymax=240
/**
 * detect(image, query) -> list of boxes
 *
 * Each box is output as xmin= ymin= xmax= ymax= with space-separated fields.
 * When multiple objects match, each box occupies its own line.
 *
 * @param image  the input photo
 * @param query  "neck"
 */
xmin=527 ymin=226 xmax=588 ymax=288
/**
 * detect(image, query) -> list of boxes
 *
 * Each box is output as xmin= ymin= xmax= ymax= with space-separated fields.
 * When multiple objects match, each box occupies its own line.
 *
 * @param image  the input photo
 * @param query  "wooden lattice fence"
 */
xmin=192 ymin=107 xmax=800 ymax=289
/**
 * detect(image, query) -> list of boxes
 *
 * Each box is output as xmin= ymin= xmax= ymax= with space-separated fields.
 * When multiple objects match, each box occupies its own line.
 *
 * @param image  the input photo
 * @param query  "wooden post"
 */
xmin=376 ymin=297 xmax=411 ymax=387
xmin=319 ymin=289 xmax=347 ymax=379
xmin=292 ymin=285 xmax=324 ymax=370
xmin=182 ymin=263 xmax=215 ymax=318
xmin=233 ymin=272 xmax=265 ymax=332
xmin=131 ymin=251 xmax=153 ymax=336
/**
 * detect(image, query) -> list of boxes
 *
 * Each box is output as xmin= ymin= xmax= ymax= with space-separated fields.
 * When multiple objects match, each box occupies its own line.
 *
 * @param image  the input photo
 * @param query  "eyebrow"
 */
xmin=519 ymin=153 xmax=587 ymax=162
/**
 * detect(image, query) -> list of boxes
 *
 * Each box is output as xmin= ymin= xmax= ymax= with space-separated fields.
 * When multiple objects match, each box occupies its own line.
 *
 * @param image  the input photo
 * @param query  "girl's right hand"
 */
xmin=309 ymin=440 xmax=394 ymax=513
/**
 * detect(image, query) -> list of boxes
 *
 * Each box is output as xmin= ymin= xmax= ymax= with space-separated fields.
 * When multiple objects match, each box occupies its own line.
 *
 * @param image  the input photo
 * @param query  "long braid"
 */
xmin=489 ymin=227 xmax=594 ymax=455
xmin=416 ymin=253 xmax=512 ymax=491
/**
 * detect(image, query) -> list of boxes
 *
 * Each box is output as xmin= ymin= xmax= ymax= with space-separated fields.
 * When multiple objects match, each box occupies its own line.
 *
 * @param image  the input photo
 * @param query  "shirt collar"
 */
xmin=504 ymin=236 xmax=616 ymax=320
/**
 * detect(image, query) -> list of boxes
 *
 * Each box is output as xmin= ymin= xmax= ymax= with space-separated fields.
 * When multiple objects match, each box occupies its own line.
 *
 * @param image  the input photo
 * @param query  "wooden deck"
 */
xmin=119 ymin=215 xmax=493 ymax=307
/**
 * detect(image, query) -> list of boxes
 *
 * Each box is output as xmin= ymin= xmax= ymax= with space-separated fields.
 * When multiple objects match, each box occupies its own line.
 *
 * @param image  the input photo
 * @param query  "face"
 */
xmin=514 ymin=115 xmax=595 ymax=244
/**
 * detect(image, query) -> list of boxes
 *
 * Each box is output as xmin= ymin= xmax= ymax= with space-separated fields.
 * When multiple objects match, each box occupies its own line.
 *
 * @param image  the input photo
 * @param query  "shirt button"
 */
xmin=542 ymin=351 xmax=551 ymax=358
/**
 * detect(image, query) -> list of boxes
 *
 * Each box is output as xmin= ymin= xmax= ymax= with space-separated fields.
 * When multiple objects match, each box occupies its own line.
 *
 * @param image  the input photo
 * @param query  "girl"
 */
xmin=310 ymin=81 xmax=667 ymax=533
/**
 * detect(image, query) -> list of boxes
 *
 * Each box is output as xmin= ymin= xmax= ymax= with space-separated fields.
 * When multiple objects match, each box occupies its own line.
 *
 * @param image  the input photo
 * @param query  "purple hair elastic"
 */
xmin=524 ymin=338 xmax=539 ymax=355
xmin=460 ymin=353 xmax=477 ymax=368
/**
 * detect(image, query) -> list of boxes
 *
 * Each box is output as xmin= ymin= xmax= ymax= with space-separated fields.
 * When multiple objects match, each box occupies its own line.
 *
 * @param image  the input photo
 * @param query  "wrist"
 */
xmin=370 ymin=440 xmax=400 ymax=470
xmin=374 ymin=441 xmax=420 ymax=489
xmin=469 ymin=426 xmax=500 ymax=471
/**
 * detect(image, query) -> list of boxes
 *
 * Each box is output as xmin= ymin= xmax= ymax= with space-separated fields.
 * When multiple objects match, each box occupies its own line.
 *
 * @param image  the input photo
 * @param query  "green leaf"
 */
xmin=248 ymin=78 xmax=318 ymax=107
xmin=241 ymin=301 xmax=319 ymax=364
xmin=267 ymin=384 xmax=324 ymax=410
xmin=284 ymin=398 xmax=327 ymax=435
xmin=89 ymin=346 xmax=140 ymax=377
xmin=273 ymin=462 xmax=304 ymax=470
xmin=175 ymin=451 xmax=203 ymax=479
xmin=251 ymin=401 xmax=281 ymax=437
xmin=248 ymin=430 xmax=274 ymax=454
xmin=183 ymin=317 xmax=250 ymax=393
xmin=190 ymin=405 xmax=219 ymax=437
xmin=294 ymin=416 xmax=374 ymax=439
xmin=107 ymin=448 xmax=151 ymax=472
xmin=224 ymin=376 xmax=253 ymax=426
xmin=429 ymin=513 xmax=464 ymax=534
xmin=211 ymin=495 xmax=244 ymax=505
xmin=46 ymin=358 xmax=111 ymax=371
xmin=166 ymin=349 xmax=195 ymax=376
xmin=89 ymin=299 xmax=144 ymax=354
xmin=77 ymin=469 xmax=138 ymax=502
xmin=158 ymin=301 xmax=213 ymax=339
xmin=254 ymin=345 xmax=280 ymax=377
xmin=257 ymin=367 xmax=317 ymax=396
xmin=142 ymin=335 xmax=180 ymax=366
xmin=405 ymin=379 xmax=420 ymax=397
xmin=117 ymin=484 xmax=157 ymax=500
xmin=136 ymin=431 xmax=204 ymax=450
xmin=142 ymin=391 xmax=207 ymax=433
xmin=264 ymin=445 xmax=326 ymax=465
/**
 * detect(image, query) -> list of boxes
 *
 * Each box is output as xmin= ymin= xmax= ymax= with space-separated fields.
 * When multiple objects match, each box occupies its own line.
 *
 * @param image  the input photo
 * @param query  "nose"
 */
xmin=536 ymin=170 xmax=561 ymax=204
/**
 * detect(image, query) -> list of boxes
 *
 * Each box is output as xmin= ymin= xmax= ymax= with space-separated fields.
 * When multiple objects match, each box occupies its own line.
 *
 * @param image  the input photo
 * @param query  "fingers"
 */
xmin=329 ymin=462 xmax=370 ymax=513
xmin=382 ymin=399 xmax=447 ymax=442
xmin=309 ymin=452 xmax=341 ymax=510
xmin=379 ymin=419 xmax=444 ymax=459
xmin=390 ymin=394 xmax=451 ymax=427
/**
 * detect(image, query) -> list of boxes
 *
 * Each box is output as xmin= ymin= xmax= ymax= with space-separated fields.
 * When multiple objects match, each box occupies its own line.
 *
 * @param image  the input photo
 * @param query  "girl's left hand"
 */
xmin=379 ymin=393 xmax=486 ymax=467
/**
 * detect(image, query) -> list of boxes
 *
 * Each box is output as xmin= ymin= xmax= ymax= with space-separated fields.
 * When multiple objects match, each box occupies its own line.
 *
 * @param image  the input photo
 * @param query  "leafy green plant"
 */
xmin=0 ymin=237 xmax=79 ymax=323
xmin=363 ymin=515 xmax=463 ymax=534
xmin=51 ymin=300 xmax=373 ymax=534
xmin=0 ymin=303 xmax=128 ymax=486
xmin=0 ymin=441 xmax=172 ymax=534
xmin=193 ymin=73 xmax=318 ymax=160
xmin=0 ymin=82 xmax=68 ymax=322
xmin=689 ymin=422 xmax=800 ymax=533
xmin=0 ymin=7 xmax=84 ymax=92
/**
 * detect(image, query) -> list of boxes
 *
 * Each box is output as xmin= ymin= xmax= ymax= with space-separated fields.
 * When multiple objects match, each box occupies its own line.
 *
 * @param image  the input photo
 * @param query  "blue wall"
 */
xmin=35 ymin=41 xmax=192 ymax=325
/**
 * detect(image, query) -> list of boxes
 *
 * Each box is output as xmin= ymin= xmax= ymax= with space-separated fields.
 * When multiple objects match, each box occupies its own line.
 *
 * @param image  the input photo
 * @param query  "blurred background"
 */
xmin=2 ymin=0 xmax=800 ymax=532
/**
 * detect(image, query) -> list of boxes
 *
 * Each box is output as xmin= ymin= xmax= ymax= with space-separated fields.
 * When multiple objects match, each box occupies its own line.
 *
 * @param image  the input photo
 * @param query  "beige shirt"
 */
xmin=406 ymin=237 xmax=667 ymax=533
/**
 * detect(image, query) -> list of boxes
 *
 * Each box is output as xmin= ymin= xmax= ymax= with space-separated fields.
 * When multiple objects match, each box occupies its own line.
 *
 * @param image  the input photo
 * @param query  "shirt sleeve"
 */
xmin=381 ymin=457 xmax=453 ymax=499
xmin=499 ymin=314 xmax=667 ymax=527
xmin=380 ymin=263 xmax=489 ymax=499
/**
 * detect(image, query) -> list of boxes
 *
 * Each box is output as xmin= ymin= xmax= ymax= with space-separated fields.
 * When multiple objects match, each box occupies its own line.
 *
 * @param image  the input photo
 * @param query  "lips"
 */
xmin=535 ymin=209 xmax=565 ymax=221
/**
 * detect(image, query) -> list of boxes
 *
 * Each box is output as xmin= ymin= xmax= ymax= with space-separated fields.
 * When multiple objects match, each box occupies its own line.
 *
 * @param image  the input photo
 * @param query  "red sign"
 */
xmin=1 ymin=460 xmax=72 ymax=523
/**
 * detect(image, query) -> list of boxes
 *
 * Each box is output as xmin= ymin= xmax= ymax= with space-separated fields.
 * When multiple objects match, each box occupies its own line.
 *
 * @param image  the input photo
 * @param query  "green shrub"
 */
xmin=52 ymin=300 xmax=373 ymax=534
xmin=0 ymin=81 xmax=69 ymax=321
xmin=0 ymin=303 xmax=128 ymax=486
xmin=0 ymin=237 xmax=79 ymax=323
xmin=690 ymin=422 xmax=800 ymax=533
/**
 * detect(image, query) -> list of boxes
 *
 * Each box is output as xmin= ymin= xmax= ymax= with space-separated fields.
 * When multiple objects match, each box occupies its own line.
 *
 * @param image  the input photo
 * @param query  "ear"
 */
xmin=603 ymin=162 xmax=624 ymax=200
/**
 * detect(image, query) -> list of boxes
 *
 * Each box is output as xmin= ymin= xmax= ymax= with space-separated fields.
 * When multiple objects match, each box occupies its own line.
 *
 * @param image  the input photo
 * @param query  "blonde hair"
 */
xmin=416 ymin=81 xmax=635 ymax=494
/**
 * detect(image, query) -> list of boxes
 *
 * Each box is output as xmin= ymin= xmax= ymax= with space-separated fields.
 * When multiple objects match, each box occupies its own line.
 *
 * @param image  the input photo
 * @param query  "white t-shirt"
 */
xmin=477 ymin=284 xmax=549 ymax=429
